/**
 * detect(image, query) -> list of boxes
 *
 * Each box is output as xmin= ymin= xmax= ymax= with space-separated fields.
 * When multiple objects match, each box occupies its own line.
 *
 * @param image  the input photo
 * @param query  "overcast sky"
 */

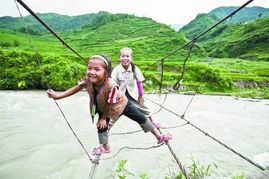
xmin=2 ymin=0 xmax=269 ymax=24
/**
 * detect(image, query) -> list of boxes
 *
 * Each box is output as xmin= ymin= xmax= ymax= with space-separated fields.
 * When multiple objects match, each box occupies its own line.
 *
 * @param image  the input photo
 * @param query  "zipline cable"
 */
xmin=14 ymin=0 xmax=93 ymax=163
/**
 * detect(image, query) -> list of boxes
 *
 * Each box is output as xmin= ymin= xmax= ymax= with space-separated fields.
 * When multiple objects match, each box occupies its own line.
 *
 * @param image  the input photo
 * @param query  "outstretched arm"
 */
xmin=47 ymin=85 xmax=83 ymax=100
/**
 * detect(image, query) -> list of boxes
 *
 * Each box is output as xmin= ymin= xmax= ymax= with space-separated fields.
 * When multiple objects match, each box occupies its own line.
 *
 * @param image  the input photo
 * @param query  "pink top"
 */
xmin=137 ymin=81 xmax=144 ymax=95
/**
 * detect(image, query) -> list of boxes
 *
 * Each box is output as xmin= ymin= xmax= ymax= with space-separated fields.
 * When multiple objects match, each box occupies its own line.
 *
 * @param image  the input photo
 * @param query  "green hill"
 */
xmin=201 ymin=17 xmax=269 ymax=61
xmin=210 ymin=6 xmax=269 ymax=22
xmin=180 ymin=6 xmax=269 ymax=40
xmin=0 ymin=13 xmax=94 ymax=33
xmin=0 ymin=11 xmax=205 ymax=60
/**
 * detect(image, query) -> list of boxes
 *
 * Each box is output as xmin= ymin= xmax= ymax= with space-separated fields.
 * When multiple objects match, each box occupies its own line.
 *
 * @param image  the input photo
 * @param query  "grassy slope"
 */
xmin=0 ymin=13 xmax=206 ymax=61
xmin=180 ymin=6 xmax=269 ymax=39
xmin=201 ymin=18 xmax=269 ymax=61
xmin=0 ymin=29 xmax=65 ymax=54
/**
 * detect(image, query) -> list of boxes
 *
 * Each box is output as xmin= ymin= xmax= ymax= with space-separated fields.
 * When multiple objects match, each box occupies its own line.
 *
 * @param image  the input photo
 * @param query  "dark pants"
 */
xmin=97 ymin=99 xmax=154 ymax=144
xmin=97 ymin=100 xmax=147 ymax=133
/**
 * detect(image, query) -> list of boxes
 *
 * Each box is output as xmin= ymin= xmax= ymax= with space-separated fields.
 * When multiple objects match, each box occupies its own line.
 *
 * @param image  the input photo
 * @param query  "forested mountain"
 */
xmin=180 ymin=6 xmax=269 ymax=39
xmin=201 ymin=17 xmax=269 ymax=61
xmin=210 ymin=6 xmax=269 ymax=22
xmin=0 ymin=11 xmax=205 ymax=60
xmin=1 ymin=8 xmax=268 ymax=61
xmin=0 ymin=13 xmax=94 ymax=32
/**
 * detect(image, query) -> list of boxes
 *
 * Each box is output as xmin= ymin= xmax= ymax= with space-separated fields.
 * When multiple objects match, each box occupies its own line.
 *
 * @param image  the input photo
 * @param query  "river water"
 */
xmin=0 ymin=90 xmax=269 ymax=179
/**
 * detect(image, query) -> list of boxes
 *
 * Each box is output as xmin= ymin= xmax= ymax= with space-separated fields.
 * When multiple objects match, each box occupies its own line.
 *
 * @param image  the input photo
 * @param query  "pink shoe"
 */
xmin=152 ymin=121 xmax=161 ymax=128
xmin=92 ymin=145 xmax=111 ymax=155
xmin=157 ymin=134 xmax=172 ymax=144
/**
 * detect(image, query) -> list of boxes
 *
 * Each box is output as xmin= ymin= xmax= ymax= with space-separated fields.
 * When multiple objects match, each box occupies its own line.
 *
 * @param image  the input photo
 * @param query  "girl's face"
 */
xmin=86 ymin=59 xmax=106 ymax=86
xmin=120 ymin=50 xmax=132 ymax=69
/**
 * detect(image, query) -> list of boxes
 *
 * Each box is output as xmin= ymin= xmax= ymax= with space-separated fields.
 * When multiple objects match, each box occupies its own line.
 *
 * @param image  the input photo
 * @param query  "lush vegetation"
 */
xmin=180 ymin=6 xmax=269 ymax=39
xmin=135 ymin=59 xmax=269 ymax=98
xmin=1 ymin=47 xmax=268 ymax=98
xmin=0 ymin=8 xmax=269 ymax=98
xmin=0 ymin=13 xmax=94 ymax=32
xmin=0 ymin=48 xmax=86 ymax=90
xmin=200 ymin=18 xmax=269 ymax=61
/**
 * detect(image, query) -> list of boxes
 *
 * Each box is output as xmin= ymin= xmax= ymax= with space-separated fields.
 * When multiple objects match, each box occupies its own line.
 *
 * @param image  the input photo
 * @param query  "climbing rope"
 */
xmin=88 ymin=155 xmax=101 ymax=179
xmin=157 ymin=127 xmax=189 ymax=179
xmin=109 ymin=123 xmax=188 ymax=136
xmin=159 ymin=59 xmax=165 ymax=93
xmin=100 ymin=143 xmax=164 ymax=161
xmin=146 ymin=97 xmax=265 ymax=171
xmin=181 ymin=49 xmax=217 ymax=118
xmin=173 ymin=40 xmax=196 ymax=90
xmin=14 ymin=0 xmax=93 ymax=163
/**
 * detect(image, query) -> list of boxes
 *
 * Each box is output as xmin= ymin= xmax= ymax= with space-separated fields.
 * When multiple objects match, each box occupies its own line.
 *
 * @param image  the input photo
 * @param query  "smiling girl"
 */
xmin=47 ymin=54 xmax=171 ymax=155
